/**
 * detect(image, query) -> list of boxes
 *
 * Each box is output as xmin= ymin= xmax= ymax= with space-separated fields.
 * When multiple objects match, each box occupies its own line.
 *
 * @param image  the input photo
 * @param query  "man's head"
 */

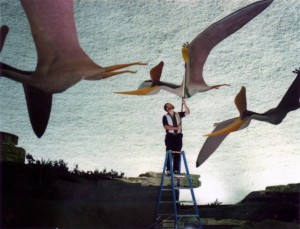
xmin=164 ymin=103 xmax=174 ymax=112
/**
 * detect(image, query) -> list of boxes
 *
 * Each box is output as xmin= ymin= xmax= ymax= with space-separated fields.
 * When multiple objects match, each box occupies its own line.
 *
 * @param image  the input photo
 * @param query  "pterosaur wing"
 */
xmin=196 ymin=118 xmax=237 ymax=167
xmin=188 ymin=0 xmax=273 ymax=85
xmin=0 ymin=62 xmax=52 ymax=138
xmin=0 ymin=25 xmax=9 ymax=52
xmin=23 ymin=84 xmax=52 ymax=138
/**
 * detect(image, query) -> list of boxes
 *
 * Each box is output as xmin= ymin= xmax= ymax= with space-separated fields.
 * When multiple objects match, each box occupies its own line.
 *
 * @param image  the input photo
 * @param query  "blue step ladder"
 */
xmin=152 ymin=150 xmax=202 ymax=229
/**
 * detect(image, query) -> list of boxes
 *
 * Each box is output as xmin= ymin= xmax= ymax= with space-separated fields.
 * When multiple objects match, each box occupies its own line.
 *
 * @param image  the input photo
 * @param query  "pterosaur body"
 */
xmin=0 ymin=0 xmax=146 ymax=137
xmin=117 ymin=0 xmax=273 ymax=98
xmin=196 ymin=69 xmax=300 ymax=167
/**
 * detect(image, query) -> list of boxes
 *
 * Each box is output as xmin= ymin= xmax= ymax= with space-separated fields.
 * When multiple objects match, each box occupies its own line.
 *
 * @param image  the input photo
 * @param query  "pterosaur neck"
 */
xmin=241 ymin=110 xmax=256 ymax=119
xmin=160 ymin=84 xmax=182 ymax=97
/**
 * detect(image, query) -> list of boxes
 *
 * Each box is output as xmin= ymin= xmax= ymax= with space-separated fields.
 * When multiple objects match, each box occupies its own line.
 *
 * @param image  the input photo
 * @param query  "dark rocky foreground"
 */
xmin=0 ymin=132 xmax=299 ymax=229
xmin=1 ymin=160 xmax=299 ymax=229
xmin=0 ymin=161 xmax=157 ymax=228
xmin=1 ymin=161 xmax=201 ymax=229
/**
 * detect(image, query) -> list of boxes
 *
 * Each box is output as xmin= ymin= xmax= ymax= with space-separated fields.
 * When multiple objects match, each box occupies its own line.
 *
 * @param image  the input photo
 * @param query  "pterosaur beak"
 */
xmin=116 ymin=61 xmax=163 ymax=95
xmin=115 ymin=86 xmax=160 ymax=95
xmin=204 ymin=117 xmax=250 ymax=137
xmin=204 ymin=86 xmax=249 ymax=137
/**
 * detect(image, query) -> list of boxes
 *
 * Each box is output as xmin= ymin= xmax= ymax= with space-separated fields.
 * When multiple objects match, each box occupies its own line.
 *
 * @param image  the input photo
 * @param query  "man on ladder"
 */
xmin=155 ymin=99 xmax=202 ymax=229
xmin=162 ymin=99 xmax=190 ymax=175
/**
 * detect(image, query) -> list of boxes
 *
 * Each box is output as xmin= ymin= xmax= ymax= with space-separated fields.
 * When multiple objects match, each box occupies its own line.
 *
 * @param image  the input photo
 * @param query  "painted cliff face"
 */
xmin=0 ymin=0 xmax=299 ymax=205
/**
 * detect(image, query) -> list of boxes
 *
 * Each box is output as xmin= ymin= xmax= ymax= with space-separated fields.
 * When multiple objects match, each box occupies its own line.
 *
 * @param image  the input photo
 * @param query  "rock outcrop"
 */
xmin=199 ymin=183 xmax=300 ymax=228
xmin=120 ymin=171 xmax=200 ymax=188
xmin=0 ymin=132 xmax=25 ymax=163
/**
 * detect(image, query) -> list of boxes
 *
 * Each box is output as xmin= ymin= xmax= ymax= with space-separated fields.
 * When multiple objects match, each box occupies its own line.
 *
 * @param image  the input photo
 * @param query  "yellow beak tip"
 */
xmin=204 ymin=134 xmax=213 ymax=137
xmin=115 ymin=86 xmax=159 ymax=96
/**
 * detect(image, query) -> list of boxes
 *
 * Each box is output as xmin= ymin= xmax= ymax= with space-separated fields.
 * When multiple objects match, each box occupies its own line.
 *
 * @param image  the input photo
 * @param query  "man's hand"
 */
xmin=182 ymin=98 xmax=190 ymax=115
xmin=177 ymin=124 xmax=182 ymax=130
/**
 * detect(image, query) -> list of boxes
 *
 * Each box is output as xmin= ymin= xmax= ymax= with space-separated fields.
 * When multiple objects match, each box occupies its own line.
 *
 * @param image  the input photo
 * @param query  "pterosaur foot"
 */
xmin=210 ymin=84 xmax=230 ymax=90
xmin=99 ymin=62 xmax=146 ymax=79
xmin=101 ymin=70 xmax=137 ymax=79
xmin=104 ymin=62 xmax=147 ymax=72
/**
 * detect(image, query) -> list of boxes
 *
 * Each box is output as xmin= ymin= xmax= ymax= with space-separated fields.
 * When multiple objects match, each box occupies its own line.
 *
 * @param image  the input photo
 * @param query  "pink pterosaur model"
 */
xmin=0 ymin=0 xmax=146 ymax=138
xmin=196 ymin=68 xmax=300 ymax=167
xmin=116 ymin=0 xmax=273 ymax=98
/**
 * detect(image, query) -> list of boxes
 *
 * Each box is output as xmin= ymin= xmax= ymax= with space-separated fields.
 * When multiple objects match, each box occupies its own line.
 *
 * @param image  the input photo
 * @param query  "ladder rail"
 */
xmin=181 ymin=151 xmax=201 ymax=222
xmin=177 ymin=153 xmax=181 ymax=187
xmin=154 ymin=151 xmax=169 ymax=222
xmin=153 ymin=150 xmax=203 ymax=229
xmin=169 ymin=151 xmax=179 ymax=227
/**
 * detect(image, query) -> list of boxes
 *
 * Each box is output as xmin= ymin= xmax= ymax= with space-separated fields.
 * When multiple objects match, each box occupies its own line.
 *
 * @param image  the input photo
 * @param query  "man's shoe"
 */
xmin=174 ymin=170 xmax=180 ymax=174
xmin=166 ymin=171 xmax=170 ymax=176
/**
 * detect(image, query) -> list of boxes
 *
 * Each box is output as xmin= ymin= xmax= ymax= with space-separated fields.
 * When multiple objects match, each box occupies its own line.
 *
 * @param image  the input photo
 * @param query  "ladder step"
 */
xmin=177 ymin=214 xmax=200 ymax=218
xmin=160 ymin=200 xmax=195 ymax=204
xmin=157 ymin=213 xmax=200 ymax=217
xmin=162 ymin=187 xmax=192 ymax=191
xmin=165 ymin=174 xmax=189 ymax=178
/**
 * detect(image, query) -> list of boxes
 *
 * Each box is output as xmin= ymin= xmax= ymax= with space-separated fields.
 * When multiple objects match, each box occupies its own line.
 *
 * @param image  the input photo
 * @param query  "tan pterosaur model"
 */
xmin=197 ymin=69 xmax=300 ymax=167
xmin=116 ymin=0 xmax=273 ymax=98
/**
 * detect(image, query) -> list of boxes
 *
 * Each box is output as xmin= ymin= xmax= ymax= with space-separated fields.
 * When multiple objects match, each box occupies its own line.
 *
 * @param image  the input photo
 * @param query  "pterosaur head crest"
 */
xmin=150 ymin=61 xmax=164 ymax=86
